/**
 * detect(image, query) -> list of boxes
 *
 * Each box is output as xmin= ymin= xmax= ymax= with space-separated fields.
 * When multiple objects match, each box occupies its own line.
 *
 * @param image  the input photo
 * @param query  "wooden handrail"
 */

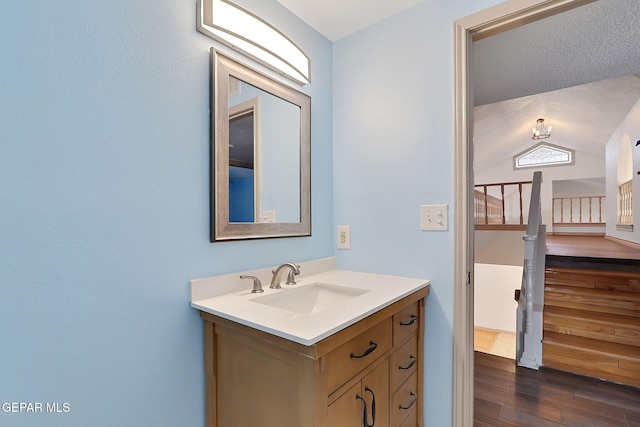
xmin=475 ymin=180 xmax=534 ymax=187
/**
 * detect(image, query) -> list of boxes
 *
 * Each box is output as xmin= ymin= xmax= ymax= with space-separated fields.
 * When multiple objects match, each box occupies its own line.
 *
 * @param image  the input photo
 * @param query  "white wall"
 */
xmin=606 ymin=97 xmax=640 ymax=242
xmin=475 ymin=230 xmax=525 ymax=266
xmin=474 ymin=263 xmax=521 ymax=333
xmin=553 ymin=177 xmax=605 ymax=198
xmin=476 ymin=150 xmax=605 ymax=231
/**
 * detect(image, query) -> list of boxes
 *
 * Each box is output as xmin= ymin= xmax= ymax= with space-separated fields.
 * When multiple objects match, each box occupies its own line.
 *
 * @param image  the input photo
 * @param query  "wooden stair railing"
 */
xmin=474 ymin=180 xmax=532 ymax=229
xmin=543 ymin=266 xmax=640 ymax=388
xmin=552 ymin=195 xmax=606 ymax=226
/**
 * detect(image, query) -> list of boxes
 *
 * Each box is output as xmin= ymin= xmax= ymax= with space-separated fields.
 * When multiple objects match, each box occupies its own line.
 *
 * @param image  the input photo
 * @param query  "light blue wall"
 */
xmin=1 ymin=0 xmax=521 ymax=425
xmin=0 ymin=0 xmax=332 ymax=426
xmin=333 ymin=1 xmax=503 ymax=426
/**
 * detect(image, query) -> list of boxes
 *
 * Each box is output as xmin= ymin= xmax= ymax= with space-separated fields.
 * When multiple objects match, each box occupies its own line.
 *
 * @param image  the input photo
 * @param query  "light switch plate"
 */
xmin=420 ymin=204 xmax=448 ymax=231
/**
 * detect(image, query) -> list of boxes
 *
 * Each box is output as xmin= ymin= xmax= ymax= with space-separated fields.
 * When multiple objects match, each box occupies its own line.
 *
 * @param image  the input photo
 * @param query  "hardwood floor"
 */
xmin=474 ymin=351 xmax=640 ymax=426
xmin=546 ymin=235 xmax=640 ymax=261
xmin=475 ymin=328 xmax=516 ymax=360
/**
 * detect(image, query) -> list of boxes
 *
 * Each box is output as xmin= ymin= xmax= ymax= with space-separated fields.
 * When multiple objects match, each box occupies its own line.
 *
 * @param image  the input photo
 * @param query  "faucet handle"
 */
xmin=285 ymin=265 xmax=301 ymax=285
xmin=240 ymin=275 xmax=264 ymax=293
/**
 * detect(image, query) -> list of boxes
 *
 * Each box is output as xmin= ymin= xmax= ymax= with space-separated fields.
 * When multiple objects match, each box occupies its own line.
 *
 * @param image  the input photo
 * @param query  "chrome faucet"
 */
xmin=240 ymin=275 xmax=263 ymax=293
xmin=270 ymin=263 xmax=300 ymax=289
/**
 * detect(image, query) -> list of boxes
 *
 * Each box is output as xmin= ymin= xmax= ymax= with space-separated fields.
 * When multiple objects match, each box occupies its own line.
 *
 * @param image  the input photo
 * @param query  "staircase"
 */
xmin=543 ymin=266 xmax=640 ymax=388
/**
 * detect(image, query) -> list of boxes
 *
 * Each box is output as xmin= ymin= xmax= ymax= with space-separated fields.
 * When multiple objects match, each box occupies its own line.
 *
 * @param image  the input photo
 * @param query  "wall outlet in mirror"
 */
xmin=263 ymin=211 xmax=276 ymax=223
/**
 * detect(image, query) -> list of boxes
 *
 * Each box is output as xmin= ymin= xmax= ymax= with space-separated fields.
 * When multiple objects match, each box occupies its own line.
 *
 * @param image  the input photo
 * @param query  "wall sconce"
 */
xmin=197 ymin=0 xmax=311 ymax=85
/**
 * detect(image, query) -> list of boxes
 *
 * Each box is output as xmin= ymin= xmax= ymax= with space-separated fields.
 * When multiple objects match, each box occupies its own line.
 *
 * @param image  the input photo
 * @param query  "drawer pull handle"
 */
xmin=399 ymin=392 xmax=417 ymax=410
xmin=350 ymin=341 xmax=378 ymax=359
xmin=399 ymin=355 xmax=417 ymax=370
xmin=399 ymin=314 xmax=418 ymax=326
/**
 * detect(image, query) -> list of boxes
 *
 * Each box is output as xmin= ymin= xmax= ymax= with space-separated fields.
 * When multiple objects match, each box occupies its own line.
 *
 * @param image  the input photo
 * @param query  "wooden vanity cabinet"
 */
xmin=199 ymin=286 xmax=429 ymax=427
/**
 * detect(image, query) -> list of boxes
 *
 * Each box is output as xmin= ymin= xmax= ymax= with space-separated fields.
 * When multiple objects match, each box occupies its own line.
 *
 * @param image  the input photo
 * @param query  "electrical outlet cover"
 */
xmin=337 ymin=225 xmax=351 ymax=249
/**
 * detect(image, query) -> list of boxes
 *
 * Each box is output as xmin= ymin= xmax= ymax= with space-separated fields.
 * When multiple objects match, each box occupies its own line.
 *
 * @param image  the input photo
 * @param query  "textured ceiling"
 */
xmin=473 ymin=0 xmax=640 ymax=106
xmin=474 ymin=75 xmax=640 ymax=172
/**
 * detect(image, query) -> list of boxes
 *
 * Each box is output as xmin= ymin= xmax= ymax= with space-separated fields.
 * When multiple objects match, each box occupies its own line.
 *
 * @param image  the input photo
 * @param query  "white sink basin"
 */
xmin=191 ymin=268 xmax=429 ymax=345
xmin=250 ymin=282 xmax=370 ymax=315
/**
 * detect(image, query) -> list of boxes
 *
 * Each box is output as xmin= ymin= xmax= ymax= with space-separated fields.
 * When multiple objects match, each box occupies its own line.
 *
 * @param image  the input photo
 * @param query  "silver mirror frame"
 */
xmin=210 ymin=49 xmax=311 ymax=241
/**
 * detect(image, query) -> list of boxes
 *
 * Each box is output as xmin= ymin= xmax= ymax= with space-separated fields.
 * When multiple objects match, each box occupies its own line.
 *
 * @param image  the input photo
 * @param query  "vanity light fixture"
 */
xmin=196 ymin=0 xmax=311 ymax=85
xmin=531 ymin=118 xmax=552 ymax=140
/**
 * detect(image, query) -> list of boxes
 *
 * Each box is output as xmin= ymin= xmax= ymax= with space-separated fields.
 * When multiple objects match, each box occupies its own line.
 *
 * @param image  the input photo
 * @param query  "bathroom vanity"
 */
xmin=191 ymin=264 xmax=429 ymax=427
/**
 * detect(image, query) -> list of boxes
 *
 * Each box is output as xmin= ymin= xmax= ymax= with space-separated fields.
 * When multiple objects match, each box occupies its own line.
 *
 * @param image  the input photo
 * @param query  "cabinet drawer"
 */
xmin=325 ymin=318 xmax=392 ymax=394
xmin=393 ymin=302 xmax=420 ymax=346
xmin=390 ymin=334 xmax=418 ymax=391
xmin=391 ymin=372 xmax=418 ymax=427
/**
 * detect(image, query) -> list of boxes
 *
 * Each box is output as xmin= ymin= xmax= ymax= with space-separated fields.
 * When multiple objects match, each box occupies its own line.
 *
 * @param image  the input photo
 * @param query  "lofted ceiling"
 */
xmin=474 ymin=75 xmax=640 ymax=173
xmin=473 ymin=0 xmax=640 ymax=173
xmin=274 ymin=0 xmax=640 ymax=174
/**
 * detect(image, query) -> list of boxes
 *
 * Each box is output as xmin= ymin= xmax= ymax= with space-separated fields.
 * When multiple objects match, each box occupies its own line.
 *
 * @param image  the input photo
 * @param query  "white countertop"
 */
xmin=191 ymin=267 xmax=429 ymax=346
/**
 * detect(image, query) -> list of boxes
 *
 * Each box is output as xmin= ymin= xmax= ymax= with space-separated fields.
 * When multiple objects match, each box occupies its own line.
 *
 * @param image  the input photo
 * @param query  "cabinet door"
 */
xmin=326 ymin=382 xmax=362 ymax=427
xmin=362 ymin=359 xmax=389 ymax=427
xmin=326 ymin=360 xmax=389 ymax=427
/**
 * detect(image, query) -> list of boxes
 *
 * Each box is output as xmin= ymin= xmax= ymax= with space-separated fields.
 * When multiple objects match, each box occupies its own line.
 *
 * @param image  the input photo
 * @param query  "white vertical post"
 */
xmin=517 ymin=171 xmax=544 ymax=370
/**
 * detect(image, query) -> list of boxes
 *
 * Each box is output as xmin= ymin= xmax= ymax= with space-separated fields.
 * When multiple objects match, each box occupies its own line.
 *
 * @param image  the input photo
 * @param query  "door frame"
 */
xmin=452 ymin=0 xmax=591 ymax=424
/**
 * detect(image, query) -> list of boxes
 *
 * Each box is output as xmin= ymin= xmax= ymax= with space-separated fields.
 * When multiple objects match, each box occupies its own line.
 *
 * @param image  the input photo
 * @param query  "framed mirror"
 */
xmin=210 ymin=49 xmax=311 ymax=241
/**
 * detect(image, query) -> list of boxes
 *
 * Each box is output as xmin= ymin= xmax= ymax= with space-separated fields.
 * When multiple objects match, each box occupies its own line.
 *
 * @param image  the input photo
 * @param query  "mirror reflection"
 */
xmin=228 ymin=77 xmax=301 ymax=224
xmin=210 ymin=49 xmax=311 ymax=241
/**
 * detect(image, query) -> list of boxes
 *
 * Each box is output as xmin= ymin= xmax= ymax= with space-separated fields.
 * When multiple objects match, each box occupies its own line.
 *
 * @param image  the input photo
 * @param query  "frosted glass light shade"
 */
xmin=197 ymin=0 xmax=310 ymax=85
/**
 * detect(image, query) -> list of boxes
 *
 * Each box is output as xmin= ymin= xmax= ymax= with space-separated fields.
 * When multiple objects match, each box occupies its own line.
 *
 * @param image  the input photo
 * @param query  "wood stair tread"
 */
xmin=543 ymin=331 xmax=640 ymax=362
xmin=546 ymin=266 xmax=640 ymax=281
xmin=545 ymin=284 xmax=640 ymax=315
xmin=544 ymin=306 xmax=640 ymax=330
xmin=545 ymin=267 xmax=640 ymax=293
xmin=545 ymin=284 xmax=640 ymax=302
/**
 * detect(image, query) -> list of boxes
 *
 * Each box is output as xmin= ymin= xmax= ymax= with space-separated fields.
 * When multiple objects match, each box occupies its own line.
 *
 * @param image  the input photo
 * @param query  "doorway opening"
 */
xmin=452 ymin=0 xmax=637 ymax=424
